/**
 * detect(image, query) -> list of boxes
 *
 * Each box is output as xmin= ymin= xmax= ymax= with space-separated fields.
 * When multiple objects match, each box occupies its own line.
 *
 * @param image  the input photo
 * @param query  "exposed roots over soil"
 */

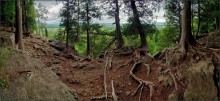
xmin=130 ymin=62 xmax=154 ymax=101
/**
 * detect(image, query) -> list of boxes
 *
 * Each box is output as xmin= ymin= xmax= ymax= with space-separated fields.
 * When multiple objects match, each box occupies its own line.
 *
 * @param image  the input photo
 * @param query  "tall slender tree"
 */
xmin=15 ymin=0 xmax=23 ymax=50
xmin=114 ymin=0 xmax=124 ymax=49
xmin=178 ymin=0 xmax=196 ymax=55
xmin=129 ymin=0 xmax=147 ymax=48
xmin=80 ymin=0 xmax=101 ymax=56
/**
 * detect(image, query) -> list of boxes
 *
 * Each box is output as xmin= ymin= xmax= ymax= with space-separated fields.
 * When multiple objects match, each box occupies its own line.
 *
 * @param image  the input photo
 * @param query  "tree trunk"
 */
xmin=45 ymin=28 xmax=48 ymax=37
xmin=196 ymin=0 xmax=200 ymax=39
xmin=130 ymin=0 xmax=147 ymax=48
xmin=115 ymin=0 xmax=124 ymax=49
xmin=76 ymin=0 xmax=80 ymax=41
xmin=66 ymin=0 xmax=70 ymax=48
xmin=217 ymin=0 xmax=220 ymax=31
xmin=15 ymin=0 xmax=24 ymax=50
xmin=178 ymin=0 xmax=196 ymax=54
xmin=178 ymin=1 xmax=182 ymax=39
xmin=86 ymin=2 xmax=90 ymax=56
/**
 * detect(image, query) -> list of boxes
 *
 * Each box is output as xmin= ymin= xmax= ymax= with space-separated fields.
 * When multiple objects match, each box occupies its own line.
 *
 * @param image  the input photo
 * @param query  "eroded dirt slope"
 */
xmin=24 ymin=35 xmax=220 ymax=100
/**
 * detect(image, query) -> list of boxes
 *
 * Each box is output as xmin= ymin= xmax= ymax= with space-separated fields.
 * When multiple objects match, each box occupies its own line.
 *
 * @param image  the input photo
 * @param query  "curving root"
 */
xmin=130 ymin=62 xmax=154 ymax=101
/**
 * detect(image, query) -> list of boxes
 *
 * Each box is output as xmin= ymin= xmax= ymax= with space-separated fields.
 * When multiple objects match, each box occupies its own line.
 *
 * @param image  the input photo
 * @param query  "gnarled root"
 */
xmin=130 ymin=62 xmax=154 ymax=101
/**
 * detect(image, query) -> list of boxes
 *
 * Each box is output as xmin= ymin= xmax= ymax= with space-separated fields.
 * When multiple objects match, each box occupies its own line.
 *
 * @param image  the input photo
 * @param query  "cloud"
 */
xmin=35 ymin=1 xmax=63 ymax=24
xmin=34 ymin=1 xmax=165 ymax=25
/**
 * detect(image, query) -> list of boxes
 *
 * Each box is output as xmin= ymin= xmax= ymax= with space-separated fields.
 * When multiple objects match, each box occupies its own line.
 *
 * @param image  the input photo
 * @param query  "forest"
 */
xmin=0 ymin=0 xmax=219 ymax=100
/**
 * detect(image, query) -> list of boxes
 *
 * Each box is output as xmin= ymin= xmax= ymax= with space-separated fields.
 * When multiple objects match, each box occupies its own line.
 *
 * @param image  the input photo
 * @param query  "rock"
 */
xmin=51 ymin=65 xmax=63 ymax=76
xmin=50 ymin=59 xmax=61 ymax=64
xmin=0 ymin=31 xmax=15 ymax=48
xmin=183 ymin=58 xmax=218 ymax=100
xmin=49 ymin=40 xmax=65 ymax=51
xmin=125 ymin=91 xmax=131 ymax=96
xmin=158 ymin=75 xmax=173 ymax=87
xmin=168 ymin=92 xmax=181 ymax=101
xmin=33 ymin=44 xmax=40 ymax=50
xmin=0 ymin=50 xmax=78 ymax=101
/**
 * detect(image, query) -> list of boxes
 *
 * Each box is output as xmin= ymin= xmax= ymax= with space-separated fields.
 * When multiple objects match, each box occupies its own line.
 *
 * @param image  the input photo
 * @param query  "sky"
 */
xmin=34 ymin=1 xmax=165 ymax=25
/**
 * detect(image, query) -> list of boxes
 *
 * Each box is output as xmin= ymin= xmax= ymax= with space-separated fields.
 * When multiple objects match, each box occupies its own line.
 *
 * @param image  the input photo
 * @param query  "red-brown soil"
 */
xmin=24 ymin=36 xmax=189 ymax=100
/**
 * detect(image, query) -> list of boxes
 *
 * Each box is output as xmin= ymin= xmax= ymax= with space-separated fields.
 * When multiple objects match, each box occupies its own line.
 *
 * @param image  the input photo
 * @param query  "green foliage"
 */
xmin=147 ymin=25 xmax=177 ymax=55
xmin=26 ymin=0 xmax=37 ymax=32
xmin=3 ymin=0 xmax=15 ymax=24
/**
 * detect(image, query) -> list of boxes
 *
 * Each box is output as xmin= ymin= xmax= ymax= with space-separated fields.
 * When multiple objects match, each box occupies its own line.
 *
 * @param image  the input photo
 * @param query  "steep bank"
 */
xmin=0 ymin=31 xmax=78 ymax=101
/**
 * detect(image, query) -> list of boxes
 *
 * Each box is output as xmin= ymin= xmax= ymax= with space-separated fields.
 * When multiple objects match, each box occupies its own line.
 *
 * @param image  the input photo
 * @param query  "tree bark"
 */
xmin=115 ymin=0 xmax=124 ymax=49
xmin=178 ymin=1 xmax=182 ymax=39
xmin=86 ymin=2 xmax=90 ymax=56
xmin=66 ymin=0 xmax=70 ymax=48
xmin=15 ymin=0 xmax=24 ymax=50
xmin=217 ymin=0 xmax=220 ymax=31
xmin=76 ymin=0 xmax=80 ymax=41
xmin=196 ymin=0 xmax=200 ymax=39
xmin=45 ymin=28 xmax=48 ymax=37
xmin=179 ymin=0 xmax=196 ymax=54
xmin=130 ymin=0 xmax=147 ymax=48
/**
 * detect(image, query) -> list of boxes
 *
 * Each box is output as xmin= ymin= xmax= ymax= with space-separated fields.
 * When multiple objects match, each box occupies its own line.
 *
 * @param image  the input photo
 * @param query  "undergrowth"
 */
xmin=0 ymin=47 xmax=13 ymax=87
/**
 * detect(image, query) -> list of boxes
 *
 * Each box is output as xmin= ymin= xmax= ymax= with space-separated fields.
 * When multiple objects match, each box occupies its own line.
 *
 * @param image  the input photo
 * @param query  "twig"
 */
xmin=111 ymin=80 xmax=118 ymax=101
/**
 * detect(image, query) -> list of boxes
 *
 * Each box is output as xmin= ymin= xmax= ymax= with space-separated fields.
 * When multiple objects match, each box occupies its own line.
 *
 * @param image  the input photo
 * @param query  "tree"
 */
xmin=217 ymin=0 xmax=220 ymax=31
xmin=36 ymin=3 xmax=48 ymax=35
xmin=129 ymin=0 xmax=147 ymax=48
xmin=15 ymin=0 xmax=23 ymax=50
xmin=103 ymin=0 xmax=125 ymax=49
xmin=22 ymin=0 xmax=37 ymax=33
xmin=3 ymin=0 xmax=15 ymax=26
xmin=178 ymin=0 xmax=196 ymax=55
xmin=164 ymin=0 xmax=182 ymax=40
xmin=80 ymin=0 xmax=101 ymax=56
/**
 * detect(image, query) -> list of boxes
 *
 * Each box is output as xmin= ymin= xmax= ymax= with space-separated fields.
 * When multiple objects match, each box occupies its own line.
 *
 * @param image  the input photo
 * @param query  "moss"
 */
xmin=0 ymin=47 xmax=13 ymax=87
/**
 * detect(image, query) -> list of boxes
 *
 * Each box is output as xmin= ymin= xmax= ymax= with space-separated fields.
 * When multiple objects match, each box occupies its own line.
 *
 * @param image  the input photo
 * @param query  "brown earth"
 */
xmin=24 ymin=34 xmax=220 ymax=100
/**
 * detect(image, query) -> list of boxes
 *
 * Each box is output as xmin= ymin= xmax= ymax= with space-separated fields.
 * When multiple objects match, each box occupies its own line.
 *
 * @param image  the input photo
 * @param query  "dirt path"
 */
xmin=24 ymin=35 xmax=218 ymax=100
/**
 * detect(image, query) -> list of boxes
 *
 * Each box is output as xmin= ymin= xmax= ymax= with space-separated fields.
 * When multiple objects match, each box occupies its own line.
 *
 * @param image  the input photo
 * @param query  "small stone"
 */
xmin=125 ymin=91 xmax=131 ymax=96
xmin=128 ymin=82 xmax=132 ymax=86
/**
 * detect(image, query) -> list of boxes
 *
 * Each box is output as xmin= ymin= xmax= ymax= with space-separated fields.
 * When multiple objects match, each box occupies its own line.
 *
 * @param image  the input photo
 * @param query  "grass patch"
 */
xmin=0 ymin=47 xmax=13 ymax=87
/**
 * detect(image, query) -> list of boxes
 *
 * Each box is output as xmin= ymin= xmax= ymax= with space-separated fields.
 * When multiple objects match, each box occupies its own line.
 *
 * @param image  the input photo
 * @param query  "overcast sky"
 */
xmin=34 ymin=1 xmax=165 ymax=25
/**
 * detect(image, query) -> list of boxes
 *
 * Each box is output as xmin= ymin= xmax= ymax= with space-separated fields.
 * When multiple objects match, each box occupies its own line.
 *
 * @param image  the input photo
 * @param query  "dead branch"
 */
xmin=111 ymin=80 xmax=118 ymax=101
xmin=130 ymin=62 xmax=154 ymax=101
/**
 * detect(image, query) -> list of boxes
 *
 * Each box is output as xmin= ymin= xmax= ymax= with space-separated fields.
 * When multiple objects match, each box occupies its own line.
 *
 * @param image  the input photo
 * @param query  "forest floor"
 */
xmin=24 ymin=33 xmax=220 ymax=100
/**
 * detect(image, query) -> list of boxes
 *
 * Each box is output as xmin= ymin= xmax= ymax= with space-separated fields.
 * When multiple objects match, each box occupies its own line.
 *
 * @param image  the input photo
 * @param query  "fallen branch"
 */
xmin=111 ymin=80 xmax=118 ymax=101
xmin=130 ymin=62 xmax=154 ymax=101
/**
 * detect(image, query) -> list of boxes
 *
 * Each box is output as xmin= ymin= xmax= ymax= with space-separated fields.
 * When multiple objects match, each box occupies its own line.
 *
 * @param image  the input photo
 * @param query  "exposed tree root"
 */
xmin=111 ymin=80 xmax=118 ymax=101
xmin=143 ymin=63 xmax=151 ymax=76
xmin=104 ymin=58 xmax=108 ymax=100
xmin=114 ymin=59 xmax=133 ymax=71
xmin=162 ymin=68 xmax=178 ymax=90
xmin=91 ymin=95 xmax=112 ymax=100
xmin=130 ymin=62 xmax=154 ymax=101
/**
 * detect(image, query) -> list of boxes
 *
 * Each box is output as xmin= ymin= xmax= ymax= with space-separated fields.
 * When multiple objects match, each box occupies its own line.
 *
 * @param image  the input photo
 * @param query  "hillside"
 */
xmin=21 ymin=32 xmax=219 ymax=100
